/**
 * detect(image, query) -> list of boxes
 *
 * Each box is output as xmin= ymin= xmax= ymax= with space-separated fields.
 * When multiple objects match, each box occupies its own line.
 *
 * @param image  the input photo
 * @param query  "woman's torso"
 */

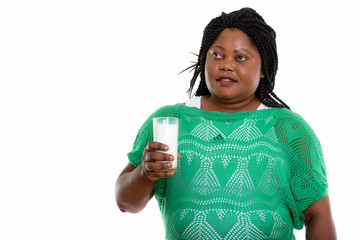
xmin=157 ymin=103 xmax=296 ymax=240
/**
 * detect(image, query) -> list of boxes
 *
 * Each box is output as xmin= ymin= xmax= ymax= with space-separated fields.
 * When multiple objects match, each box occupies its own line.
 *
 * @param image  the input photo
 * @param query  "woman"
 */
xmin=115 ymin=8 xmax=336 ymax=239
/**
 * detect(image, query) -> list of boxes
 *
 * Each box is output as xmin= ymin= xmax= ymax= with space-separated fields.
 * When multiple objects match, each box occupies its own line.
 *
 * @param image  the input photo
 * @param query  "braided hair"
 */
xmin=185 ymin=8 xmax=290 ymax=109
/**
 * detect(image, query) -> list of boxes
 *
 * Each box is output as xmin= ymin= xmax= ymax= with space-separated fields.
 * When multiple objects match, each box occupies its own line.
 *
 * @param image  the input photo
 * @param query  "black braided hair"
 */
xmin=185 ymin=7 xmax=290 ymax=109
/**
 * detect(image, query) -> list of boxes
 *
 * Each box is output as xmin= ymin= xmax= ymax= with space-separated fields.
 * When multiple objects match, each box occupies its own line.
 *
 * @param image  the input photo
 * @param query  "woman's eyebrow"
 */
xmin=235 ymin=48 xmax=253 ymax=56
xmin=211 ymin=45 xmax=225 ymax=51
xmin=211 ymin=45 xmax=254 ymax=56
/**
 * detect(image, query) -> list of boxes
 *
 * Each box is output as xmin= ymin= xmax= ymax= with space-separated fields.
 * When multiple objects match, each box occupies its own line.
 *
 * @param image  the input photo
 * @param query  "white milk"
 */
xmin=153 ymin=118 xmax=179 ymax=170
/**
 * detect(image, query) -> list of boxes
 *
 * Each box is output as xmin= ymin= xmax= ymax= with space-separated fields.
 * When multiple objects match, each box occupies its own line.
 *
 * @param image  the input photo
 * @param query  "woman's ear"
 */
xmin=260 ymin=69 xmax=265 ymax=79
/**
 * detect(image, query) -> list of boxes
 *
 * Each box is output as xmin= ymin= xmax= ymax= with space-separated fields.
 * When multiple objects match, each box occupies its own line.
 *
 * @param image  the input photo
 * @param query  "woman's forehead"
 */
xmin=210 ymin=28 xmax=256 ymax=50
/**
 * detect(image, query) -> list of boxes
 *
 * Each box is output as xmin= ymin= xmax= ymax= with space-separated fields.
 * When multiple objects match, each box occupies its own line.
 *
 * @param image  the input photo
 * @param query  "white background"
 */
xmin=1 ymin=0 xmax=359 ymax=239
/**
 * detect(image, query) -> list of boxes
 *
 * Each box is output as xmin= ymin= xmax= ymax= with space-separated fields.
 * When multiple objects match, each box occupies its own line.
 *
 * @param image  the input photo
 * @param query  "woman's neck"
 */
xmin=201 ymin=95 xmax=261 ymax=112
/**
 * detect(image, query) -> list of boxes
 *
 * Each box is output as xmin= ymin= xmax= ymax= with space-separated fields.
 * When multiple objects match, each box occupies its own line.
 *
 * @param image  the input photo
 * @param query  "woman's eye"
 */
xmin=236 ymin=55 xmax=247 ymax=61
xmin=212 ymin=52 xmax=222 ymax=59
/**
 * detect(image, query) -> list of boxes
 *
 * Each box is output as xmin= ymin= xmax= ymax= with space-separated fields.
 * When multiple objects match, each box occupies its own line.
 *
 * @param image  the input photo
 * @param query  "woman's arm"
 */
xmin=303 ymin=194 xmax=337 ymax=240
xmin=115 ymin=142 xmax=176 ymax=213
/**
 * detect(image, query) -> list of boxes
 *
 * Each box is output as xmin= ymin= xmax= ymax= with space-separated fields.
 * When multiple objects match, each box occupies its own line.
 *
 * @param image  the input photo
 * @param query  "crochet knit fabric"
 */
xmin=127 ymin=104 xmax=328 ymax=240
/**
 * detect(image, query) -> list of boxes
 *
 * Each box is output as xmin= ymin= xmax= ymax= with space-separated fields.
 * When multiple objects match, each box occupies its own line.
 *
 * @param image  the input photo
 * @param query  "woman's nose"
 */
xmin=220 ymin=59 xmax=234 ymax=71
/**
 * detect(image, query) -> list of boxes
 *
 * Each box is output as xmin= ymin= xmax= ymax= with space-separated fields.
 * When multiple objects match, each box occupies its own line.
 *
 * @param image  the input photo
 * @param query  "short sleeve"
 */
xmin=275 ymin=112 xmax=328 ymax=229
xmin=127 ymin=117 xmax=154 ymax=167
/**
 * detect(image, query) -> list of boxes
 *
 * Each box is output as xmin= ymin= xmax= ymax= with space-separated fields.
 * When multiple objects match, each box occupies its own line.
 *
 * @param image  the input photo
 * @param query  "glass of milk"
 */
xmin=153 ymin=117 xmax=179 ymax=171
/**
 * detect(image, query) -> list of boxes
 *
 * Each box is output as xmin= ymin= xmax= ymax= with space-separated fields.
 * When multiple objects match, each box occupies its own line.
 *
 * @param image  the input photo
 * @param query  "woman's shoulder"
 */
xmin=272 ymin=108 xmax=320 ymax=139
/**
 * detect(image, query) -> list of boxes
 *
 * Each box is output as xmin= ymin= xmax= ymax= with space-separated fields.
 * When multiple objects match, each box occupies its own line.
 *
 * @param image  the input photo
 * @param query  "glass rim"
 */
xmin=153 ymin=117 xmax=179 ymax=120
xmin=153 ymin=117 xmax=179 ymax=125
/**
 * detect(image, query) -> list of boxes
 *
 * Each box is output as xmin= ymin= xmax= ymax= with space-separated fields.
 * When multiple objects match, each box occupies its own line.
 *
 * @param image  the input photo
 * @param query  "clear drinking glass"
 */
xmin=153 ymin=117 xmax=179 ymax=171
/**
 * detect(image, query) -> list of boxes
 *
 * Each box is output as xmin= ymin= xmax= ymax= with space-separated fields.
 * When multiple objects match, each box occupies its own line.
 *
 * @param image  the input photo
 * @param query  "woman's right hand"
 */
xmin=142 ymin=141 xmax=176 ymax=181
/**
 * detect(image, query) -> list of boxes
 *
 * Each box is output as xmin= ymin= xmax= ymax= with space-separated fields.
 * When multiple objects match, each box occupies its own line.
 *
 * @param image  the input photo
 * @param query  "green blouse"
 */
xmin=127 ymin=103 xmax=328 ymax=240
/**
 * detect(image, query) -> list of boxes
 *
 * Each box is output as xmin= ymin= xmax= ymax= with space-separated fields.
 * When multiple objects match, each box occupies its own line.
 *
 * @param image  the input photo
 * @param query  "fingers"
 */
xmin=144 ymin=141 xmax=169 ymax=153
xmin=144 ymin=161 xmax=173 ymax=171
xmin=142 ymin=160 xmax=175 ymax=180
xmin=143 ymin=167 xmax=175 ymax=179
xmin=143 ymin=151 xmax=174 ymax=163
xmin=142 ymin=141 xmax=176 ymax=180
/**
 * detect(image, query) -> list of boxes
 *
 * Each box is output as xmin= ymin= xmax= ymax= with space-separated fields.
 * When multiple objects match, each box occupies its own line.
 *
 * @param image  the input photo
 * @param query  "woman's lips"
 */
xmin=216 ymin=76 xmax=237 ymax=86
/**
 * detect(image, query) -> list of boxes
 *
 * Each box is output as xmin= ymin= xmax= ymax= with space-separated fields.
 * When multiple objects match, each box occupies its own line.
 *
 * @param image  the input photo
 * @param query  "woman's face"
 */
xmin=204 ymin=28 xmax=264 ymax=103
